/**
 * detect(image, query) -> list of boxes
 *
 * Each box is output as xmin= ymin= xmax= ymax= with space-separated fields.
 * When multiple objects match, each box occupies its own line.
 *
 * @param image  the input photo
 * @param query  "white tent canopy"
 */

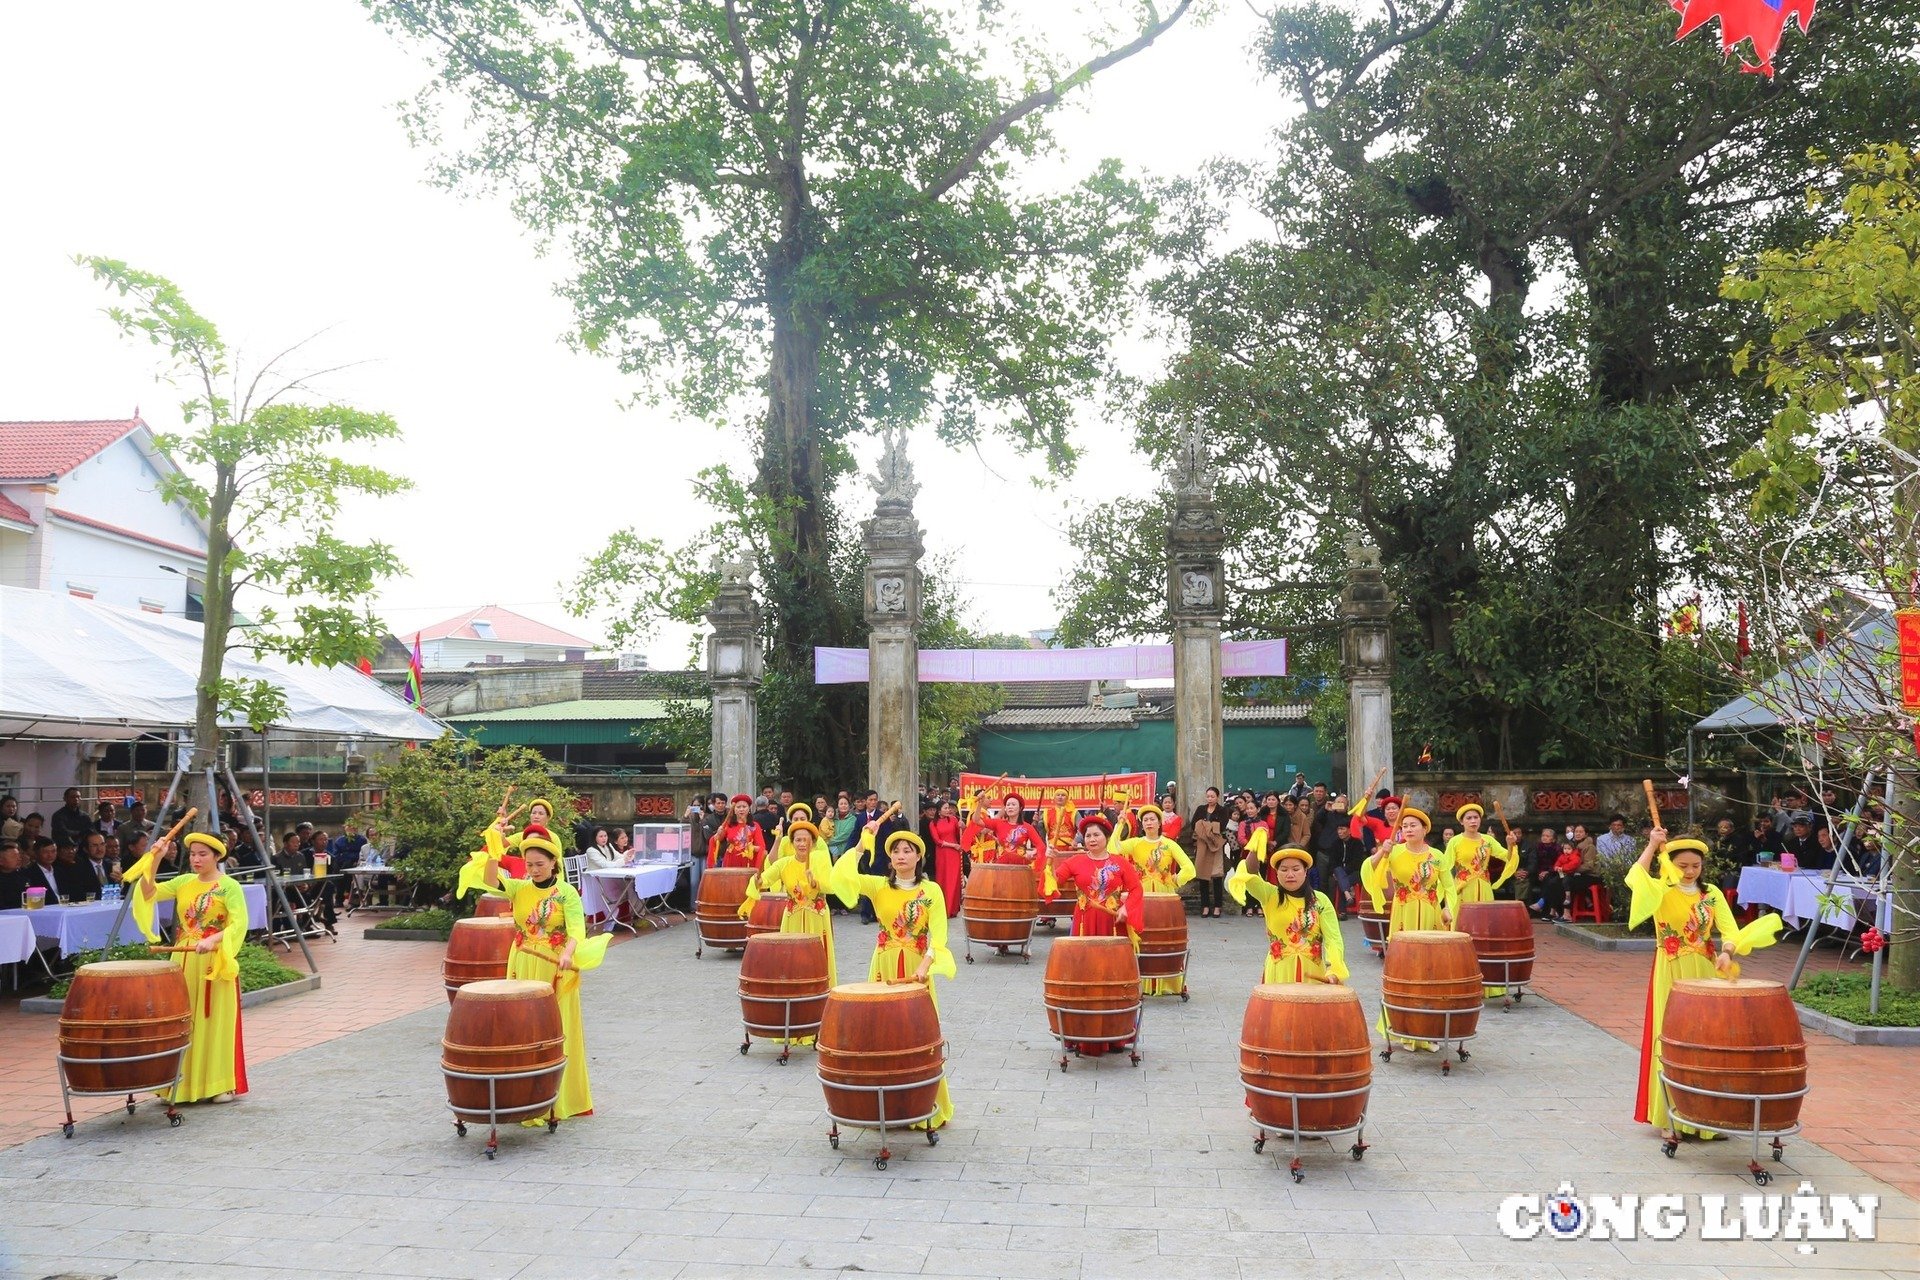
xmin=0 ymin=585 xmax=444 ymax=741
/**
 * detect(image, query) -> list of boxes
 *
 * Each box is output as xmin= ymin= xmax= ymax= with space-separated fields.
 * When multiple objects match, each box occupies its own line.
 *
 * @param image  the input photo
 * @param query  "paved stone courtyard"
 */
xmin=3 ymin=914 xmax=1914 ymax=1279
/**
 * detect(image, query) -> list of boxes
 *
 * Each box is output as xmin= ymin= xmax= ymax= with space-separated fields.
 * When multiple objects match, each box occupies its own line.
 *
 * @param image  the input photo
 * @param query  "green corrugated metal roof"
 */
xmin=445 ymin=699 xmax=686 ymax=722
xmin=447 ymin=698 xmax=701 ymax=747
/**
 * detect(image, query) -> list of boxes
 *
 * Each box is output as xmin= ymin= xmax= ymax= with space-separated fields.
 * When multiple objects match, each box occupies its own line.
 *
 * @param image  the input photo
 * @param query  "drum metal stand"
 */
xmin=694 ymin=920 xmax=747 ymax=959
xmin=1377 ymin=1002 xmax=1477 ymax=1074
xmin=445 ymin=1057 xmax=565 ymax=1160
xmin=739 ymin=987 xmax=825 ymax=1065
xmin=1358 ymin=917 xmax=1390 ymax=957
xmin=1244 ymin=1081 xmax=1370 ymax=1183
xmin=962 ymin=915 xmax=1036 ymax=964
xmin=1479 ymin=954 xmax=1534 ymax=1009
xmin=1141 ymin=943 xmax=1192 ymax=1003
xmin=1043 ymin=998 xmax=1144 ymax=1070
xmin=820 ymin=1070 xmax=945 ymax=1170
xmin=1657 ymin=1072 xmax=1808 ymax=1186
xmin=55 ymin=1045 xmax=185 ymax=1138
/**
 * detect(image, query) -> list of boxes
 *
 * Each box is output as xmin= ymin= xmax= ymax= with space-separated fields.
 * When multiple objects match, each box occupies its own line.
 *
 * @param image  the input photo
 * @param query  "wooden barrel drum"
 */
xmin=1357 ymin=902 xmax=1391 ymax=951
xmin=1380 ymin=931 xmax=1483 ymax=1043
xmin=739 ymin=933 xmax=831 ymax=1047
xmin=1136 ymin=892 xmax=1189 ymax=980
xmin=441 ymin=979 xmax=566 ymax=1125
xmin=963 ymin=862 xmax=1038 ymax=945
xmin=695 ymin=867 xmax=755 ymax=952
xmin=744 ymin=894 xmax=788 ymax=939
xmin=1043 ymin=936 xmax=1140 ymax=1047
xmin=474 ymin=896 xmax=513 ymax=919
xmin=1660 ymin=978 xmax=1808 ymax=1133
xmin=57 ymin=961 xmax=193 ymax=1093
xmin=1239 ymin=983 xmax=1372 ymax=1134
xmin=1457 ymin=901 xmax=1535 ymax=993
xmin=444 ymin=917 xmax=517 ymax=1004
xmin=816 ymin=982 xmax=946 ymax=1125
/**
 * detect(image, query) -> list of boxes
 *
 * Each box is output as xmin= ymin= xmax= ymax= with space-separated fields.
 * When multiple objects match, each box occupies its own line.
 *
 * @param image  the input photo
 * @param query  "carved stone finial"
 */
xmin=1171 ymin=421 xmax=1213 ymax=499
xmin=709 ymin=550 xmax=753 ymax=586
xmin=1344 ymin=534 xmax=1381 ymax=570
xmin=870 ymin=428 xmax=919 ymax=506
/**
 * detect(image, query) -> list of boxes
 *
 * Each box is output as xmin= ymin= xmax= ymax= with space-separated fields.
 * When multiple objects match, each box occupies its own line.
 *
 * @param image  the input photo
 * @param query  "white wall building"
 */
xmin=412 ymin=605 xmax=593 ymax=670
xmin=0 ymin=418 xmax=208 ymax=616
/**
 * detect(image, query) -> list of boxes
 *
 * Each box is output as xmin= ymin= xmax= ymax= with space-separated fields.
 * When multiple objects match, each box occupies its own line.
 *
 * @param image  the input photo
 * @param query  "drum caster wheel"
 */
xmin=62 ymin=1123 xmax=74 ymax=1139
xmin=1379 ymin=1048 xmax=1391 ymax=1062
xmin=1752 ymin=1166 xmax=1772 ymax=1187
xmin=1180 ymin=991 xmax=1190 ymax=1003
xmin=455 ymin=1121 xmax=468 ymax=1137
xmin=1513 ymin=992 xmax=1524 ymax=1003
xmin=829 ymin=1134 xmax=840 ymax=1150
xmin=966 ymin=954 xmax=974 ymax=964
xmin=1458 ymin=1048 xmax=1471 ymax=1062
xmin=168 ymin=1113 xmax=182 ymax=1129
xmin=1253 ymin=1136 xmax=1266 ymax=1155
xmin=740 ymin=1042 xmax=750 ymax=1056
xmin=1771 ymin=1140 xmax=1784 ymax=1162
xmin=125 ymin=1098 xmax=137 ymax=1116
xmin=1441 ymin=1059 xmax=1452 ymax=1076
xmin=874 ymin=1148 xmax=890 ymax=1170
xmin=1129 ymin=1052 xmax=1141 ymax=1066
xmin=926 ymin=1130 xmax=939 ymax=1147
xmin=485 ymin=1148 xmax=496 ymax=1161
xmin=1059 ymin=1057 xmax=1070 ymax=1073
xmin=777 ymin=1052 xmax=790 ymax=1066
xmin=1350 ymin=1142 xmax=1367 ymax=1161
xmin=1289 ymin=1160 xmax=1304 ymax=1184
xmin=547 ymin=1119 xmax=558 ymax=1133
xmin=1661 ymin=1140 xmax=1678 ymax=1158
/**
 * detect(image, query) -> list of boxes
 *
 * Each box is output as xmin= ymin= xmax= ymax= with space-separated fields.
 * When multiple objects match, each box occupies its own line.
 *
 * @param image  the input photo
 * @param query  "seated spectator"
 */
xmin=119 ymin=831 xmax=151 ymax=875
xmin=53 ymin=839 xmax=93 ymax=899
xmin=1805 ymin=824 xmax=1839 ymax=873
xmin=0 ymin=795 xmax=19 ymax=843
xmin=62 ymin=832 xmax=110 ymax=901
xmin=122 ymin=800 xmax=154 ymax=844
xmin=1780 ymin=814 xmax=1819 ymax=866
xmin=1594 ymin=814 xmax=1636 ymax=861
xmin=273 ymin=830 xmax=308 ymax=875
xmin=93 ymin=801 xmax=120 ymax=838
xmin=18 ymin=814 xmax=44 ymax=848
xmin=0 ymin=841 xmax=25 ymax=908
xmin=50 ymin=788 xmax=91 ymax=851
xmin=611 ymin=827 xmax=632 ymax=861
xmin=24 ymin=839 xmax=65 ymax=903
xmin=584 ymin=826 xmax=620 ymax=870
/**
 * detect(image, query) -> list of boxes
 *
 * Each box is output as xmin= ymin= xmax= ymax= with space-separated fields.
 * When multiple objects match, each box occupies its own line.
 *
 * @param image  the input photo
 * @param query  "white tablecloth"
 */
xmin=0 ymin=915 xmax=35 ymax=965
xmin=1736 ymin=866 xmax=1874 ymax=930
xmin=581 ymin=863 xmax=682 ymax=920
xmin=0 ymin=883 xmax=271 ymax=956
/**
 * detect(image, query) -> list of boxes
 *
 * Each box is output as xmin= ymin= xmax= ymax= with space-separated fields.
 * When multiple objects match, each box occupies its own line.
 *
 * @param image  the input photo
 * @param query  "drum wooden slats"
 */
xmin=1043 ymin=936 xmax=1140 ymax=1043
xmin=963 ymin=863 xmax=1039 ymax=944
xmin=1380 ymin=930 xmax=1483 ymax=1041
xmin=1239 ymin=983 xmax=1372 ymax=1133
xmin=473 ymin=896 xmax=513 ymax=919
xmin=1456 ymin=901 xmax=1534 ymax=988
xmin=744 ymin=895 xmax=788 ymax=939
xmin=1136 ymin=892 xmax=1189 ymax=979
xmin=443 ymin=917 xmax=518 ymax=1004
xmin=740 ymin=933 xmax=831 ymax=1040
xmin=58 ymin=961 xmax=192 ymax=1093
xmin=1661 ymin=978 xmax=1808 ymax=1132
xmin=442 ymin=979 xmax=565 ymax=1123
xmin=696 ymin=867 xmax=756 ymax=950
xmin=817 ymin=982 xmax=945 ymax=1124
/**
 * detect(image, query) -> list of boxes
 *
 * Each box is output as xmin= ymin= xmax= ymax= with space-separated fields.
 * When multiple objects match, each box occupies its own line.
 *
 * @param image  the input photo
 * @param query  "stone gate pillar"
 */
xmin=1339 ymin=538 xmax=1396 ymax=806
xmin=705 ymin=559 xmax=763 ymax=798
xmin=1168 ymin=425 xmax=1225 ymax=817
xmin=864 ymin=431 xmax=924 ymax=808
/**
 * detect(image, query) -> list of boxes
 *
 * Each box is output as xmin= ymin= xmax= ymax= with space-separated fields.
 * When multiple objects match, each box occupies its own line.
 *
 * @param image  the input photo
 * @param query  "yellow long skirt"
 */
xmin=775 ymin=901 xmax=835 ymax=1046
xmin=868 ymin=942 xmax=953 ymax=1132
xmin=164 ymin=951 xmax=243 ymax=1102
xmin=1377 ymin=893 xmax=1448 ymax=1052
xmin=1641 ymin=949 xmax=1722 ymax=1139
xmin=1456 ymin=874 xmax=1495 ymax=904
xmin=507 ymin=944 xmax=592 ymax=1123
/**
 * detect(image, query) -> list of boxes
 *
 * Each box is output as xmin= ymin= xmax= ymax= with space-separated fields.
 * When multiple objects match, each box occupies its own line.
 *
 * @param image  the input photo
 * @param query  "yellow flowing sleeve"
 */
xmin=1316 ymin=891 xmax=1348 ymax=981
xmin=1489 ymin=837 xmax=1518 ymax=891
xmin=555 ymin=886 xmax=612 ymax=994
xmin=1712 ymin=886 xmax=1784 ymax=961
xmin=207 ymin=876 xmax=247 ymax=984
xmin=1348 ymin=794 xmax=1369 ymax=817
xmin=1243 ymin=826 xmax=1270 ymax=865
xmin=456 ymin=827 xmax=507 ymax=901
xmin=1169 ymin=840 xmax=1196 ymax=889
xmin=120 ymin=849 xmax=166 ymax=942
xmin=1227 ymin=860 xmax=1276 ymax=907
xmin=806 ymin=841 xmax=832 ymax=898
xmin=829 ymin=837 xmax=886 ymax=910
xmin=1625 ymin=862 xmax=1666 ymax=930
xmin=1360 ymin=849 xmax=1390 ymax=913
xmin=743 ymin=855 xmax=784 ymax=917
xmin=923 ymin=884 xmax=957 ymax=981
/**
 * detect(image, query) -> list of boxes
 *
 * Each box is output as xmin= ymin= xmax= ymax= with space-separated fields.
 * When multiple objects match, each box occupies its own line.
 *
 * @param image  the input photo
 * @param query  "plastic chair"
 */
xmin=1568 ymin=884 xmax=1611 ymax=923
xmin=563 ymin=854 xmax=585 ymax=891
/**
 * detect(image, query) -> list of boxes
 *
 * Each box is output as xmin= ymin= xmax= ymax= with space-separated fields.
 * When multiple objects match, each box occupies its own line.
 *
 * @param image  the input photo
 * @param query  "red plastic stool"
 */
xmin=1568 ymin=884 xmax=1612 ymax=923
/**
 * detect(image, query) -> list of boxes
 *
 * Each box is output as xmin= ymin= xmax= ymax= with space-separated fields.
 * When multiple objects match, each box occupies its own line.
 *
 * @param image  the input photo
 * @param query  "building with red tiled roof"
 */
xmin=0 ymin=417 xmax=209 ymax=617
xmin=409 ymin=605 xmax=594 ymax=670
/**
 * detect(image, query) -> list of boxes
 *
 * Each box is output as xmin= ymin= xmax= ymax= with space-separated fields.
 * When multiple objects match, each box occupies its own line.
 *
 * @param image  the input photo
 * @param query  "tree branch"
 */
xmin=922 ymin=1 xmax=1194 ymax=202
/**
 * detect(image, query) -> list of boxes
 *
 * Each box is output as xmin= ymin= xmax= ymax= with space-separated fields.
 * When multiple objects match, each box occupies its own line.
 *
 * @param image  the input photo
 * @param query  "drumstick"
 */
xmin=1365 ymin=763 xmax=1389 ymax=801
xmin=496 ymin=784 xmax=517 ymax=817
xmin=155 ymin=808 xmax=199 ymax=848
xmin=1642 ymin=779 xmax=1661 ymax=830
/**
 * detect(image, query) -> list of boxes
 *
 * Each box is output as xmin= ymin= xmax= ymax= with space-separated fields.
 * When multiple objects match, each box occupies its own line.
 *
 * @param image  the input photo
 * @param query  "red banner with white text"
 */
xmin=956 ymin=771 xmax=1157 ymax=812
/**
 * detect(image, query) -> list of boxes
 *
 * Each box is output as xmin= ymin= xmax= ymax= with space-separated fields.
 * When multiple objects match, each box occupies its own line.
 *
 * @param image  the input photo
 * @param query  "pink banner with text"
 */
xmin=812 ymin=640 xmax=1286 ymax=684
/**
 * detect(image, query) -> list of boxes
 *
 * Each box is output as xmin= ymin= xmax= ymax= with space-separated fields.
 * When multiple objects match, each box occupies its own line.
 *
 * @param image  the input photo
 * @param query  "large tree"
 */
xmin=367 ymin=0 xmax=1193 ymax=788
xmin=1058 ymin=0 xmax=1920 ymax=769
xmin=83 ymin=259 xmax=410 ymax=830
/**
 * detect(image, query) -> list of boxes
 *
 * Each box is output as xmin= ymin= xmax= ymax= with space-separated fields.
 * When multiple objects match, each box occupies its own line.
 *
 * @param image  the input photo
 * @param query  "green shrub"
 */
xmin=50 ymin=942 xmax=303 ymax=999
xmin=1793 ymin=971 xmax=1920 ymax=1028
xmin=380 ymin=907 xmax=456 ymax=936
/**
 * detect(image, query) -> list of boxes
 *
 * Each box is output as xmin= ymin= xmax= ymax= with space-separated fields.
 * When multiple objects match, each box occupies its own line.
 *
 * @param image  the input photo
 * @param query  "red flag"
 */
xmin=1670 ymin=0 xmax=1817 ymax=78
xmin=1735 ymin=601 xmax=1750 ymax=671
xmin=357 ymin=657 xmax=373 ymax=676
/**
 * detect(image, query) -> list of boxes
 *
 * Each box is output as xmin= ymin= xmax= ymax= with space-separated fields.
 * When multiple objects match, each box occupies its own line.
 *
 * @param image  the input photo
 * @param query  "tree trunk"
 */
xmin=191 ymin=466 xmax=238 ymax=837
xmin=1890 ymin=768 xmax=1918 ymax=993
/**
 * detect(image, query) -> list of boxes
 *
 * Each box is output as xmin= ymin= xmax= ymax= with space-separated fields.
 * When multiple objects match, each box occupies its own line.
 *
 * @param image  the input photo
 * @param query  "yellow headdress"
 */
xmin=1398 ymin=807 xmax=1432 ymax=832
xmin=183 ymin=833 xmax=228 ymax=859
xmin=1659 ymin=836 xmax=1709 ymax=886
xmin=1455 ymin=802 xmax=1484 ymax=822
xmin=885 ymin=830 xmax=927 ymax=857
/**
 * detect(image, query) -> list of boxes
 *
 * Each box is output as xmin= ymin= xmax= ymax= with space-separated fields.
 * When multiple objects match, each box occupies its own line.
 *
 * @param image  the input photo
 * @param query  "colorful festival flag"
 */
xmin=1669 ymin=0 xmax=1817 ymax=79
xmin=407 ymin=632 xmax=426 ymax=711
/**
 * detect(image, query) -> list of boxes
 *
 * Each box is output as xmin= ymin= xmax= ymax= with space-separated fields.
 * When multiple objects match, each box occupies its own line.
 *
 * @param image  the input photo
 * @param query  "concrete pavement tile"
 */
xmin=1306 ymin=1231 xmax=1470 ymax=1260
xmin=765 ymin=1240 xmax=929 ymax=1272
xmin=366 ymin=1246 xmax=541 ymax=1279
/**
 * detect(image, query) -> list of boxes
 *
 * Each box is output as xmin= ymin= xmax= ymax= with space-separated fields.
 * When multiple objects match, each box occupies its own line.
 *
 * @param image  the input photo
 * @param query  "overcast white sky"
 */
xmin=0 ymin=2 xmax=1289 ymax=667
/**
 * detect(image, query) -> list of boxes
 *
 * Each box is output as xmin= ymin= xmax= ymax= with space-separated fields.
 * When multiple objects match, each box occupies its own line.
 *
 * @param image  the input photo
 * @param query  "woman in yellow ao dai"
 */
xmin=1228 ymin=844 xmax=1347 ymax=984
